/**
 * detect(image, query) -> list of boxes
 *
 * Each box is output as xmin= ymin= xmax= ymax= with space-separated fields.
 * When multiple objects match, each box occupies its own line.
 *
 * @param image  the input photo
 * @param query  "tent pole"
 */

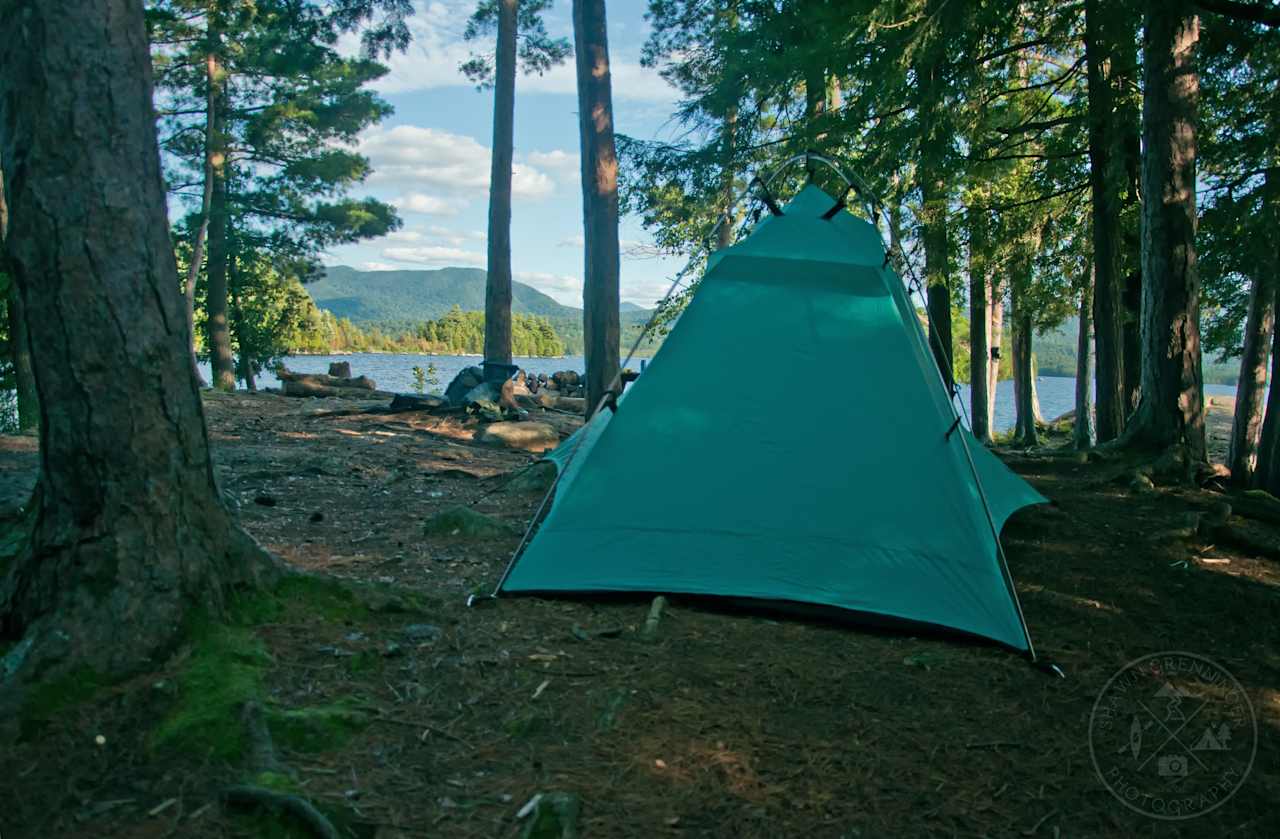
xmin=896 ymin=260 xmax=1040 ymax=660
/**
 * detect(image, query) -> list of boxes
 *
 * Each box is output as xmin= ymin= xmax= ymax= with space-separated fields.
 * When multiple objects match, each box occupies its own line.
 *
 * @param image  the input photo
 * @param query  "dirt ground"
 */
xmin=1 ymin=390 xmax=1278 ymax=838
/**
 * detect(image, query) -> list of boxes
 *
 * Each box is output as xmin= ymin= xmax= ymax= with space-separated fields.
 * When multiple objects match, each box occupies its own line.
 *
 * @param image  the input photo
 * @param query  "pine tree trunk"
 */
xmin=1228 ymin=172 xmax=1278 ymax=483
xmin=1074 ymin=280 xmax=1095 ymax=449
xmin=1012 ymin=301 xmax=1038 ymax=447
xmin=989 ymin=281 xmax=1003 ymax=426
xmin=204 ymin=79 xmax=236 ymax=392
xmin=715 ymin=106 xmax=737 ymax=251
xmin=1254 ymin=283 xmax=1280 ymax=492
xmin=0 ymin=0 xmax=277 ymax=692
xmin=228 ymin=251 xmax=256 ymax=391
xmin=968 ymin=208 xmax=991 ymax=443
xmin=483 ymin=0 xmax=517 ymax=366
xmin=1123 ymin=1 xmax=1206 ymax=461
xmin=0 ymin=170 xmax=37 ymax=431
xmin=1086 ymin=0 xmax=1127 ymax=442
xmin=185 ymin=52 xmax=219 ymax=389
xmin=914 ymin=4 xmax=953 ymax=394
xmin=1122 ymin=268 xmax=1143 ymax=414
xmin=573 ymin=0 xmax=621 ymax=413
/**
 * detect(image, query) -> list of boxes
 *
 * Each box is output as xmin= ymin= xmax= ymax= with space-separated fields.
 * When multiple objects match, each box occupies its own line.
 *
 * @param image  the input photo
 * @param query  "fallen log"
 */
xmin=282 ymin=380 xmax=394 ymax=400
xmin=276 ymin=365 xmax=377 ymax=391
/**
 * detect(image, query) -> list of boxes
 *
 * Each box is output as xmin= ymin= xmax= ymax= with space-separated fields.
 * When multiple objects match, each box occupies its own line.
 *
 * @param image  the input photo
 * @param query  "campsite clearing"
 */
xmin=0 ymin=391 xmax=1277 ymax=838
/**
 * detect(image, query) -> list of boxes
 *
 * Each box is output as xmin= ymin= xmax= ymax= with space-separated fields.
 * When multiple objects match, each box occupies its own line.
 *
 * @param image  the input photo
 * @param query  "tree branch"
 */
xmin=1194 ymin=0 xmax=1280 ymax=26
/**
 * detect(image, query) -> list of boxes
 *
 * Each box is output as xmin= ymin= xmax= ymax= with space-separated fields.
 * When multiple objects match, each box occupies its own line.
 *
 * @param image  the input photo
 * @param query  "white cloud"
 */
xmin=383 ymin=245 xmax=486 ymax=267
xmin=362 ymin=125 xmax=554 ymax=200
xmin=391 ymin=193 xmax=458 ymax=216
xmin=385 ymin=229 xmax=424 ymax=242
xmin=363 ymin=1 xmax=675 ymax=104
xmin=526 ymin=149 xmax=580 ymax=180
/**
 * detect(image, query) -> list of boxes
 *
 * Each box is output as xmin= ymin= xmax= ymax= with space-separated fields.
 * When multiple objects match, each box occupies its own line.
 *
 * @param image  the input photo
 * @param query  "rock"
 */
xmin=253 ymin=494 xmax=277 ymax=507
xmin=1130 ymin=471 xmax=1156 ymax=495
xmin=475 ymin=421 xmax=560 ymax=452
xmin=403 ymin=623 xmax=443 ymax=642
xmin=422 ymin=505 xmax=513 ymax=538
xmin=464 ymin=381 xmax=503 ymax=405
xmin=389 ymin=393 xmax=446 ymax=412
xmin=555 ymin=396 xmax=586 ymax=414
xmin=470 ymin=399 xmax=505 ymax=423
xmin=504 ymin=461 xmax=558 ymax=494
xmin=537 ymin=391 xmax=559 ymax=409
xmin=444 ymin=365 xmax=485 ymax=405
xmin=328 ymin=361 xmax=352 ymax=378
xmin=1151 ymin=444 xmax=1191 ymax=484
xmin=1195 ymin=462 xmax=1231 ymax=486
xmin=520 ymin=792 xmax=581 ymax=839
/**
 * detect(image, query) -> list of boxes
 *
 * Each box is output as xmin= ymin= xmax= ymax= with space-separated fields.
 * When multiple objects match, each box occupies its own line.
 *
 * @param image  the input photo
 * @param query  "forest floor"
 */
xmin=1 ymin=390 xmax=1278 ymax=838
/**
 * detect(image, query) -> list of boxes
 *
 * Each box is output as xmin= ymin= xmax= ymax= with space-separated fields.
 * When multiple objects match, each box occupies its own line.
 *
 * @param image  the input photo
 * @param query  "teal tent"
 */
xmin=500 ymin=185 xmax=1046 ymax=652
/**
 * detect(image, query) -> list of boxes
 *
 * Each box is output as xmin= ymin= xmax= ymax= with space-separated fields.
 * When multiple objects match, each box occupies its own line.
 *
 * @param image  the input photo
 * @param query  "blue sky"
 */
xmin=326 ymin=0 xmax=688 ymax=308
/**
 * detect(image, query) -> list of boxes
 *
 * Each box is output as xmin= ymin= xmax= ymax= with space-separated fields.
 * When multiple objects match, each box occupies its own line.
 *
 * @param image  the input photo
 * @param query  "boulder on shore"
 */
xmin=388 ymin=393 xmax=447 ymax=412
xmin=444 ymin=365 xmax=485 ymax=405
xmin=328 ymin=361 xmax=352 ymax=378
xmin=474 ymin=421 xmax=560 ymax=452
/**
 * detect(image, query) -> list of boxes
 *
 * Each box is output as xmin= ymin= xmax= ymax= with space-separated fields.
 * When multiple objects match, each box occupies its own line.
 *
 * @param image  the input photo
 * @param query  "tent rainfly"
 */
xmin=496 ymin=184 xmax=1047 ymax=654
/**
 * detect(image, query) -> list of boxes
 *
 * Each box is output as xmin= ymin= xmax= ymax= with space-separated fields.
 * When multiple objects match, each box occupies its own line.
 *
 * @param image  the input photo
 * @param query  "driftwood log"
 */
xmin=277 ymin=365 xmax=389 ymax=399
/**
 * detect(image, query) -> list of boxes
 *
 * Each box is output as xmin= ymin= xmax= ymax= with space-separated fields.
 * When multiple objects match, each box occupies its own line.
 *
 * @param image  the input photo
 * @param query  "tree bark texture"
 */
xmin=483 ymin=0 xmax=517 ymax=366
xmin=1074 ymin=280 xmax=1096 ymax=449
xmin=573 ymin=0 xmax=621 ymax=413
xmin=1012 ymin=300 xmax=1038 ymax=447
xmin=1229 ymin=172 xmax=1278 ymax=484
xmin=989 ymin=281 xmax=1003 ymax=426
xmin=203 ymin=77 xmax=235 ymax=392
xmin=1085 ymin=0 xmax=1128 ymax=442
xmin=185 ymin=52 xmax=220 ymax=388
xmin=1125 ymin=1 xmax=1206 ymax=461
xmin=968 ymin=208 xmax=992 ymax=443
xmin=0 ymin=0 xmax=277 ymax=693
xmin=1253 ymin=283 xmax=1280 ymax=493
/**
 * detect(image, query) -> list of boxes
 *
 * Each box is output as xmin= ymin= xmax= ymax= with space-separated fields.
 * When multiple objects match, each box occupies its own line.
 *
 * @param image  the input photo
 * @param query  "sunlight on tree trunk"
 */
xmin=1122 ymin=1 xmax=1206 ymax=461
xmin=1086 ymin=0 xmax=1128 ymax=443
xmin=184 ymin=52 xmax=220 ymax=389
xmin=1075 ymin=280 xmax=1095 ymax=449
xmin=989 ymin=282 xmax=1003 ymax=426
xmin=204 ymin=77 xmax=236 ymax=392
xmin=483 ymin=0 xmax=518 ymax=366
xmin=573 ymin=0 xmax=620 ymax=412
xmin=0 ymin=0 xmax=278 ymax=697
xmin=1229 ymin=172 xmax=1278 ymax=484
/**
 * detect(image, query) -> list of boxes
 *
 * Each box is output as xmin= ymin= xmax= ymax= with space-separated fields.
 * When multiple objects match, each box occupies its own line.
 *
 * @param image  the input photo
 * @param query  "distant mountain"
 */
xmin=312 ymin=265 xmax=591 ymax=323
xmin=1035 ymin=316 xmax=1239 ymax=386
xmin=310 ymin=265 xmax=658 ymax=355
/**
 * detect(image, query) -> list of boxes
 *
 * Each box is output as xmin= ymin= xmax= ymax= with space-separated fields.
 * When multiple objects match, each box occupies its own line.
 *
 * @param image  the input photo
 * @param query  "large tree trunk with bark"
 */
xmin=1122 ymin=2 xmax=1206 ymax=461
xmin=203 ymin=78 xmax=235 ymax=392
xmin=483 ymin=0 xmax=517 ymax=366
xmin=968 ymin=207 xmax=992 ymax=443
xmin=1075 ymin=280 xmax=1096 ymax=449
xmin=715 ymin=106 xmax=738 ymax=251
xmin=184 ymin=52 xmax=220 ymax=388
xmin=1086 ymin=0 xmax=1128 ymax=442
xmin=1229 ymin=173 xmax=1278 ymax=483
xmin=1011 ymin=299 xmax=1038 ymax=447
xmin=0 ymin=0 xmax=278 ymax=697
xmin=989 ymin=280 xmax=1003 ymax=426
xmin=573 ymin=0 xmax=621 ymax=413
xmin=1254 ymin=282 xmax=1280 ymax=492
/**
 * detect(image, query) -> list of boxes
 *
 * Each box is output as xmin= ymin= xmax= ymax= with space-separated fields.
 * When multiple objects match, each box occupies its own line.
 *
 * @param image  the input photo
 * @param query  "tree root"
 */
xmin=221 ymin=785 xmax=340 ymax=839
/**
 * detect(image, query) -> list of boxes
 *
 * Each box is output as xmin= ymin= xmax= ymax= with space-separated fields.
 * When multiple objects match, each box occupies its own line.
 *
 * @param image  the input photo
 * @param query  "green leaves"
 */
xmin=460 ymin=0 xmax=571 ymax=87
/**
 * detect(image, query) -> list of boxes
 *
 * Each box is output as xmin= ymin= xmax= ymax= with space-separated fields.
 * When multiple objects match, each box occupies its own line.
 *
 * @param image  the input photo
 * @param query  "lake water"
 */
xmin=204 ymin=353 xmax=1238 ymax=434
